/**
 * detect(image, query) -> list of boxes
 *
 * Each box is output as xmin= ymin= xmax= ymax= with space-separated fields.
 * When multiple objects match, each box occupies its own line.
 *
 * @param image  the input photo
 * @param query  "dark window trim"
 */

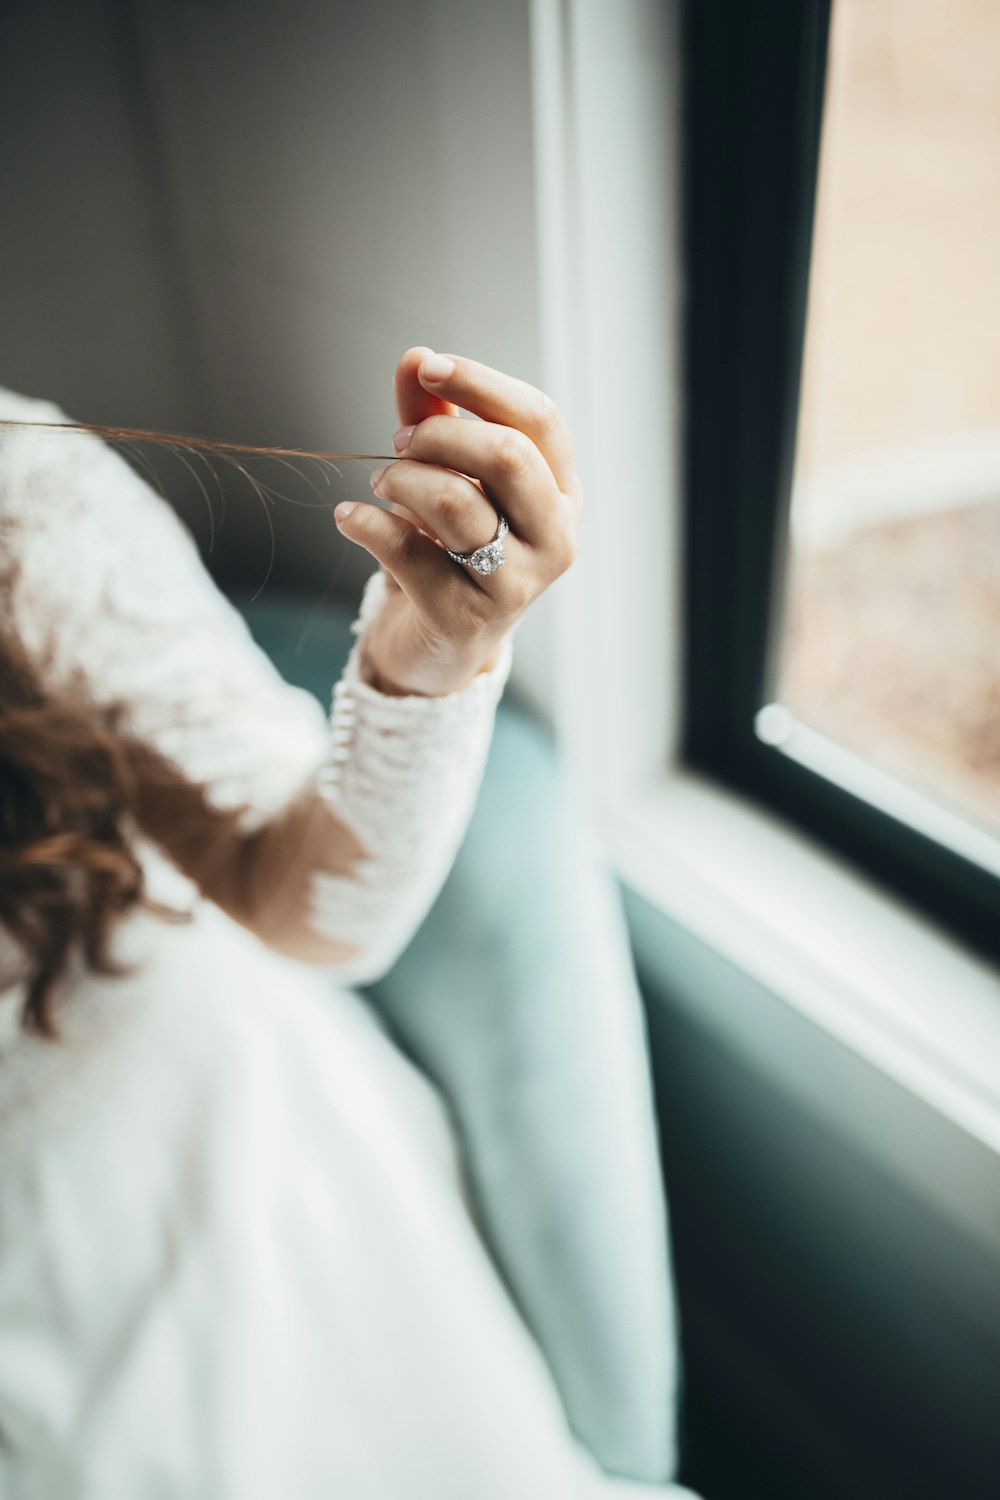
xmin=679 ymin=0 xmax=1000 ymax=964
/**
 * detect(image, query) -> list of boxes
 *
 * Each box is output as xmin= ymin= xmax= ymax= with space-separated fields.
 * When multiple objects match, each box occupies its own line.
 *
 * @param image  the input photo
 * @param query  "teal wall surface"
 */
xmin=624 ymin=886 xmax=1000 ymax=1500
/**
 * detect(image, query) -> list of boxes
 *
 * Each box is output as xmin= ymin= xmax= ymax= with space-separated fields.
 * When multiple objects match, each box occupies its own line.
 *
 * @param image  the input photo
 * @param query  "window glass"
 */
xmin=770 ymin=0 xmax=1000 ymax=838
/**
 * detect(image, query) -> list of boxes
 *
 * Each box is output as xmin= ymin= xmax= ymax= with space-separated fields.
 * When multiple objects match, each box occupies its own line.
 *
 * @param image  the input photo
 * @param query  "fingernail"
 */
xmin=370 ymin=464 xmax=389 ymax=493
xmin=393 ymin=425 xmax=415 ymax=453
xmin=420 ymin=353 xmax=455 ymax=383
xmin=335 ymin=502 xmax=357 ymax=521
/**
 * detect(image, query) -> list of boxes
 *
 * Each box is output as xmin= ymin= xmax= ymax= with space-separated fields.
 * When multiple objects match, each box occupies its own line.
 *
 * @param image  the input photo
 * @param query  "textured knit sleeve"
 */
xmin=0 ymin=387 xmax=514 ymax=983
xmin=310 ymin=566 xmax=513 ymax=985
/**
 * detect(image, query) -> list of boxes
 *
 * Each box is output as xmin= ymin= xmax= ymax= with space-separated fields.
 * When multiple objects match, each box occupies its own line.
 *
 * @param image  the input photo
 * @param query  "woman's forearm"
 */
xmin=144 ymin=569 xmax=513 ymax=981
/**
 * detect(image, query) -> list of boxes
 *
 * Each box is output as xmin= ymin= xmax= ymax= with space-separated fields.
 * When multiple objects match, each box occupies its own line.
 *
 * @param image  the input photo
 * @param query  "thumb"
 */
xmin=335 ymin=499 xmax=455 ymax=606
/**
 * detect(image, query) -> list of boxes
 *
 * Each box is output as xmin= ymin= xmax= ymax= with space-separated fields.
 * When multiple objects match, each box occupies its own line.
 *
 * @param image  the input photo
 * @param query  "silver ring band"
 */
xmin=445 ymin=513 xmax=509 ymax=576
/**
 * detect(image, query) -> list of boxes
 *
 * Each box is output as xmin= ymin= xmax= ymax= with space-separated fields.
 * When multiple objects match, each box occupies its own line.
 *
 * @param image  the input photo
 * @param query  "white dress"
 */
xmin=0 ymin=391 xmax=696 ymax=1499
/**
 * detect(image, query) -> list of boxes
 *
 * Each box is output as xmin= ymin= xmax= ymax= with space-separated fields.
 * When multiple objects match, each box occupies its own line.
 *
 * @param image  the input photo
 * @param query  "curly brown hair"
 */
xmin=0 ymin=417 xmax=389 ymax=1038
xmin=0 ymin=620 xmax=192 ymax=1038
xmin=0 ymin=417 xmax=381 ymax=1039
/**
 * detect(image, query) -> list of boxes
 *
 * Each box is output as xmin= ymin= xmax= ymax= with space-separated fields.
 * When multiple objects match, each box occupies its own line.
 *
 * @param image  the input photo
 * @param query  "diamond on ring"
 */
xmin=445 ymin=514 xmax=509 ymax=575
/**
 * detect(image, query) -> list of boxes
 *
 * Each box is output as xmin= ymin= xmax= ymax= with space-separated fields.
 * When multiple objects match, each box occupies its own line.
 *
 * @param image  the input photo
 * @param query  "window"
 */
xmin=681 ymin=0 xmax=999 ymax=960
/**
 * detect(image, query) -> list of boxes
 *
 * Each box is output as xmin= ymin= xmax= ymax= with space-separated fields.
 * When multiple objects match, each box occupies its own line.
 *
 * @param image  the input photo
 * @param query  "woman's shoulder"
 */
xmin=0 ymin=384 xmax=205 ymax=620
xmin=0 ymin=384 xmax=64 ymax=417
xmin=0 ymin=385 xmax=85 ymax=490
xmin=0 ymin=383 xmax=188 ymax=536
xmin=0 ymin=383 xmax=330 ymax=836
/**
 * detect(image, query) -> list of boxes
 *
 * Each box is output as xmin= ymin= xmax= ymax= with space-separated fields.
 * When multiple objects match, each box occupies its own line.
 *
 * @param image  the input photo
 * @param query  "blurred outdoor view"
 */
xmin=775 ymin=0 xmax=1000 ymax=837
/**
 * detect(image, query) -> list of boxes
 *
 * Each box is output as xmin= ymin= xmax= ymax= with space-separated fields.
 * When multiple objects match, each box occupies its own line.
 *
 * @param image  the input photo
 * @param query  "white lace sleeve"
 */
xmin=309 ymin=566 xmax=514 ymax=985
xmin=0 ymin=387 xmax=514 ymax=984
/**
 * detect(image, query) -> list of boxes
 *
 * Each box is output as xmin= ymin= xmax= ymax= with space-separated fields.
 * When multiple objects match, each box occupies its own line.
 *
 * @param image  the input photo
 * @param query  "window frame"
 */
xmin=531 ymin=0 xmax=1000 ymax=1189
xmin=679 ymin=0 xmax=1000 ymax=963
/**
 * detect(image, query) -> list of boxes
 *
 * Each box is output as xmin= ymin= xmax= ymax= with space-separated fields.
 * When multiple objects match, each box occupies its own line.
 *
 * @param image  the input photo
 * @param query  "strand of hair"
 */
xmin=0 ymin=418 xmax=394 ymax=464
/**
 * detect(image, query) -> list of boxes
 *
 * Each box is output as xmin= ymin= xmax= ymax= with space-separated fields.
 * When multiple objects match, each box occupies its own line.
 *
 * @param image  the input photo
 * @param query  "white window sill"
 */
xmin=598 ymin=768 xmax=1000 ymax=1160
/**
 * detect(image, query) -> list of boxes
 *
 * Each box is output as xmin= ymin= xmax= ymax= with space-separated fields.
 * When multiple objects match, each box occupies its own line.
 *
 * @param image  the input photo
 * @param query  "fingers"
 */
xmin=382 ymin=346 xmax=580 ymax=605
xmin=371 ymin=458 xmax=511 ymax=563
xmin=387 ymin=414 xmax=569 ymax=552
xmin=411 ymin=350 xmax=579 ymax=499
xmin=334 ymin=501 xmax=471 ymax=614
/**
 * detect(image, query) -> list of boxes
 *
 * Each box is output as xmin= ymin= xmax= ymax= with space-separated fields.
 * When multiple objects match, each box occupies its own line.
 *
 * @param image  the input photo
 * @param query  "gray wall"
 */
xmin=0 ymin=3 xmax=201 ymax=427
xmin=0 ymin=0 xmax=541 ymax=614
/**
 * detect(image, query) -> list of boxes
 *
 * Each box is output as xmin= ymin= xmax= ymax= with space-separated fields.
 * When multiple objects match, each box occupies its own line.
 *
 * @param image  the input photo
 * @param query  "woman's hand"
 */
xmin=333 ymin=346 xmax=583 ymax=697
